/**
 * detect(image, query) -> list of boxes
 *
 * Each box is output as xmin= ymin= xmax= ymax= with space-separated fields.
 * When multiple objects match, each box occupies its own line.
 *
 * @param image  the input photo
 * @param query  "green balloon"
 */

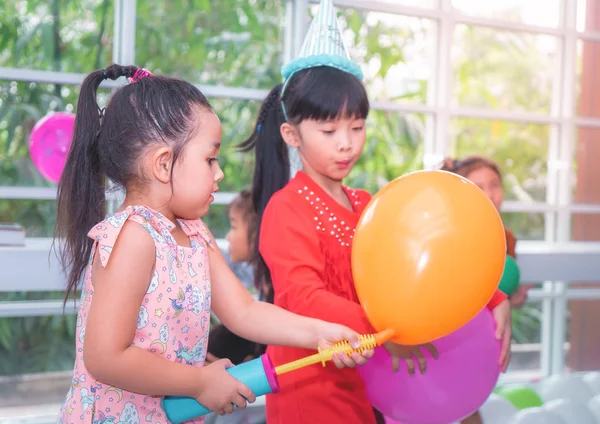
xmin=497 ymin=386 xmax=543 ymax=410
xmin=498 ymin=255 xmax=520 ymax=295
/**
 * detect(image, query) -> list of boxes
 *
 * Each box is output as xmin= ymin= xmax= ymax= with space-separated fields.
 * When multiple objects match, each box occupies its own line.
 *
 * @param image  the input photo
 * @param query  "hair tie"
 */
xmin=257 ymin=124 xmax=262 ymax=132
xmin=453 ymin=160 xmax=462 ymax=169
xmin=129 ymin=68 xmax=154 ymax=83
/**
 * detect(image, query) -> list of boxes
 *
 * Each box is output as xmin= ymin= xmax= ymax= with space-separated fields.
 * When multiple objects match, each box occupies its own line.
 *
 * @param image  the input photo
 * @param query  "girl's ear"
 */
xmin=151 ymin=146 xmax=173 ymax=184
xmin=280 ymin=122 xmax=301 ymax=148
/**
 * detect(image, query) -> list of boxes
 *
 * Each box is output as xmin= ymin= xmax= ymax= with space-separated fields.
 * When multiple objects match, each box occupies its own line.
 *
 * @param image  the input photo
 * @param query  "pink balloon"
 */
xmin=359 ymin=309 xmax=501 ymax=424
xmin=29 ymin=112 xmax=75 ymax=183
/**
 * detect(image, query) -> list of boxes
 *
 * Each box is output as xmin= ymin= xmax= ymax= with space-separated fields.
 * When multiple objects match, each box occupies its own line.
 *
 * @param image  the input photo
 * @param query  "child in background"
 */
xmin=54 ymin=64 xmax=373 ymax=423
xmin=239 ymin=1 xmax=512 ymax=423
xmin=221 ymin=190 xmax=255 ymax=292
xmin=442 ymin=155 xmax=527 ymax=424
xmin=207 ymin=188 xmax=267 ymax=366
xmin=441 ymin=156 xmax=529 ymax=307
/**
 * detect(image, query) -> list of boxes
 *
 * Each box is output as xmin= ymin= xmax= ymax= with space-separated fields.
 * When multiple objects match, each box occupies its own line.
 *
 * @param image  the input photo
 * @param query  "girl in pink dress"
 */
xmin=55 ymin=64 xmax=372 ymax=424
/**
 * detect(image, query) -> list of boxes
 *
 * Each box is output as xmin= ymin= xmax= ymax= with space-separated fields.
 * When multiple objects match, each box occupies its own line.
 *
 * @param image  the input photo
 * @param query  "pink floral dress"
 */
xmin=58 ymin=206 xmax=213 ymax=424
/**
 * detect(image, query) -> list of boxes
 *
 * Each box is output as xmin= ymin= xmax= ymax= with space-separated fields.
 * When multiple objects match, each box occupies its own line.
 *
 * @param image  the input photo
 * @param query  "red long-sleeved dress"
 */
xmin=259 ymin=171 xmax=506 ymax=424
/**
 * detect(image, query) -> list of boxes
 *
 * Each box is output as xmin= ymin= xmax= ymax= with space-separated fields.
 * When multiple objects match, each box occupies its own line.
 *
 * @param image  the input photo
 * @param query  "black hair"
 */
xmin=55 ymin=63 xmax=213 ymax=304
xmin=238 ymin=66 xmax=369 ymax=303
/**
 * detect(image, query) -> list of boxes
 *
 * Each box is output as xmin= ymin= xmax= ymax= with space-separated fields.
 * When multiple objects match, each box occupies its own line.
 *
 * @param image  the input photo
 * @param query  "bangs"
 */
xmin=285 ymin=66 xmax=370 ymax=123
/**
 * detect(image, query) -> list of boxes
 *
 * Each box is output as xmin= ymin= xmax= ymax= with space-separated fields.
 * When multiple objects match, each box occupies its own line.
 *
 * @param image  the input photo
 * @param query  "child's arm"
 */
xmin=209 ymin=244 xmax=369 ymax=363
xmin=83 ymin=221 xmax=254 ymax=411
xmin=492 ymin=298 xmax=512 ymax=372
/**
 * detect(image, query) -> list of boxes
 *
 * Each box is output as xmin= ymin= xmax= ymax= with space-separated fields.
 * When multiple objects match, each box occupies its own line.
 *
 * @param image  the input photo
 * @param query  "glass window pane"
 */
xmin=135 ymin=0 xmax=284 ymax=88
xmin=576 ymin=41 xmax=600 ymax=119
xmin=0 ymin=313 xmax=73 ymax=415
xmin=452 ymin=0 xmax=562 ymax=28
xmin=452 ymin=25 xmax=557 ymax=114
xmin=573 ymin=127 xmax=600 ymax=205
xmin=210 ymin=98 xmax=257 ymax=194
xmin=0 ymin=314 xmax=76 ymax=377
xmin=502 ymin=212 xmax=546 ymax=240
xmin=0 ymin=1 xmax=113 ymax=72
xmin=0 ymin=81 xmax=112 ymax=187
xmin=0 ymin=200 xmax=56 ymax=237
xmin=450 ymin=118 xmax=549 ymax=202
xmin=509 ymin=300 xmax=543 ymax=375
xmin=571 ymin=213 xmax=600 ymax=241
xmin=203 ymin=204 xmax=230 ymax=240
xmin=577 ymin=0 xmax=600 ymax=33
xmin=348 ymin=112 xmax=426 ymax=193
xmin=315 ymin=7 xmax=436 ymax=104
xmin=566 ymin=297 xmax=600 ymax=372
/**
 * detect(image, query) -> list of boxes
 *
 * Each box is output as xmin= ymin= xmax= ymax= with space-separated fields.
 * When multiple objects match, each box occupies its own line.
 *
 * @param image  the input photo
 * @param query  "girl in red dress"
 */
xmin=239 ymin=2 xmax=513 ymax=423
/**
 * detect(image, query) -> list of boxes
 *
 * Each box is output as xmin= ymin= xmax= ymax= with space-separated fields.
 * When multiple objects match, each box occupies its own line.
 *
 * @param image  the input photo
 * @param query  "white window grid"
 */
xmin=0 ymin=0 xmax=599 ymax=378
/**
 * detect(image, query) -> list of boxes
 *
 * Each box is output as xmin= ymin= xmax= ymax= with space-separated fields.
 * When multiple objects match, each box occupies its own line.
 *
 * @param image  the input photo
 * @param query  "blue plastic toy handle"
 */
xmin=162 ymin=354 xmax=279 ymax=424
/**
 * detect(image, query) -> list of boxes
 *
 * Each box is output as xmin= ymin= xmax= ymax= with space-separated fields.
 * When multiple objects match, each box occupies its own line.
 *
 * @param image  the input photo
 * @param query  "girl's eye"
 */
xmin=208 ymin=157 xmax=218 ymax=164
xmin=322 ymin=130 xmax=335 ymax=135
xmin=353 ymin=126 xmax=364 ymax=131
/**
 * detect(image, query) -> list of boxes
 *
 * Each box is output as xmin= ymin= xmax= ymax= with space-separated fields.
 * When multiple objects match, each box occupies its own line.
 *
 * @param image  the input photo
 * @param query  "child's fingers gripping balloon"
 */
xmin=384 ymin=342 xmax=439 ymax=375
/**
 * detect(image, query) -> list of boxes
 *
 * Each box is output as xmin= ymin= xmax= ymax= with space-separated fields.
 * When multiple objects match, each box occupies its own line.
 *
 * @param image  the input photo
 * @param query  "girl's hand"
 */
xmin=509 ymin=284 xmax=531 ymax=308
xmin=195 ymin=359 xmax=257 ymax=415
xmin=314 ymin=322 xmax=374 ymax=369
xmin=383 ymin=342 xmax=439 ymax=375
xmin=492 ymin=299 xmax=512 ymax=372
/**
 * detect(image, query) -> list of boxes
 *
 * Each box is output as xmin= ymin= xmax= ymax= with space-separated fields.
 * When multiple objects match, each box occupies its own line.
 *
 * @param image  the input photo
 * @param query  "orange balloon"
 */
xmin=352 ymin=170 xmax=506 ymax=345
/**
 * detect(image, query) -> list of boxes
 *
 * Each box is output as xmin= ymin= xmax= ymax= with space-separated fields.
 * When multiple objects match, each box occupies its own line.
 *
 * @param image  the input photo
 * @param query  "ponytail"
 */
xmin=55 ymin=64 xmax=138 ymax=304
xmin=238 ymin=84 xmax=288 ymax=302
xmin=239 ymin=84 xmax=289 ymax=218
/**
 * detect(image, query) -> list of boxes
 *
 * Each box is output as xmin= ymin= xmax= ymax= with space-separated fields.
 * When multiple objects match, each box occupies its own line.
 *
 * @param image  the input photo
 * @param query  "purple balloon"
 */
xmin=29 ymin=112 xmax=75 ymax=183
xmin=359 ymin=309 xmax=501 ymax=424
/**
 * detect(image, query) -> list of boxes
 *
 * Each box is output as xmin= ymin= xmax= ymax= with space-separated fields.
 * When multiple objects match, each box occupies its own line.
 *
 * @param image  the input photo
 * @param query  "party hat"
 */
xmin=281 ymin=0 xmax=363 ymax=81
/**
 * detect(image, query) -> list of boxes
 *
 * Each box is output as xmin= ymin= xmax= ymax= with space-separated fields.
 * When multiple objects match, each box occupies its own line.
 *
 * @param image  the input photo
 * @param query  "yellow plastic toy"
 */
xmin=275 ymin=328 xmax=395 ymax=375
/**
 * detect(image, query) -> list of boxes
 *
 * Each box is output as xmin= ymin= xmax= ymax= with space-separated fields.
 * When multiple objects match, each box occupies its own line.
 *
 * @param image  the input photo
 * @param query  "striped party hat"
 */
xmin=281 ymin=0 xmax=363 ymax=81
